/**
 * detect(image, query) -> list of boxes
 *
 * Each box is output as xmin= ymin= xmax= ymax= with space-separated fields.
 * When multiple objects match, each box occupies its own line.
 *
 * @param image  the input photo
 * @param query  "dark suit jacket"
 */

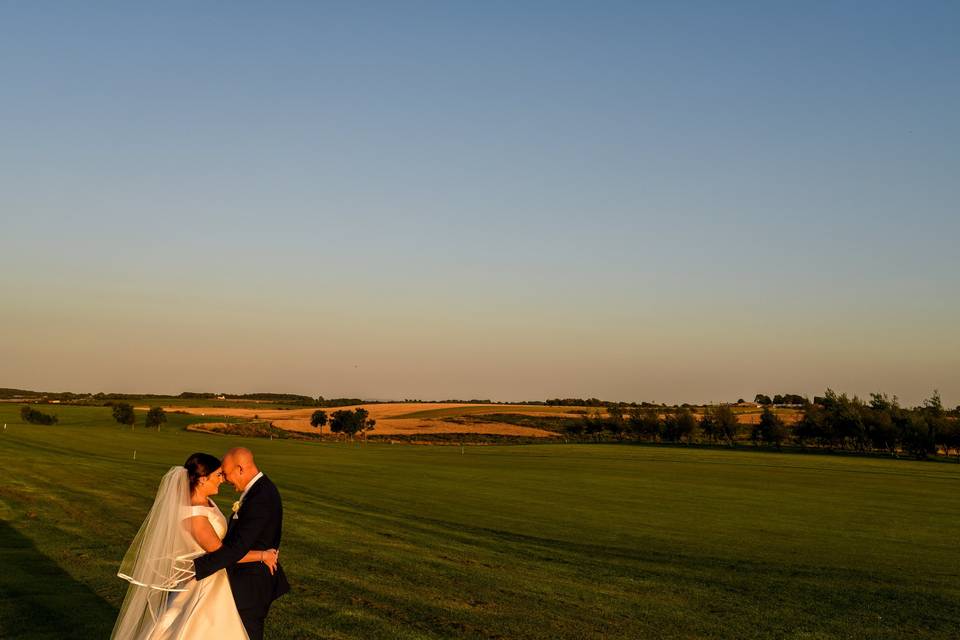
xmin=194 ymin=474 xmax=291 ymax=612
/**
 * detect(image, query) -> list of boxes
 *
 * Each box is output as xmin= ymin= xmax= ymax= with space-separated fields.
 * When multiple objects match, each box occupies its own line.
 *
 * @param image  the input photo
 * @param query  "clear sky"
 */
xmin=1 ymin=2 xmax=957 ymax=406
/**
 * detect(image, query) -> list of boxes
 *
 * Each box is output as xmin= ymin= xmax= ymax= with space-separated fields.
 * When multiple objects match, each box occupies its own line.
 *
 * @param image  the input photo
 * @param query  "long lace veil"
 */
xmin=111 ymin=466 xmax=202 ymax=639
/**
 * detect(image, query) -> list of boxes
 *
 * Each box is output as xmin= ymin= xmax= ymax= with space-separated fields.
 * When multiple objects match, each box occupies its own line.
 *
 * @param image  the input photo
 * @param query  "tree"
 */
xmin=329 ymin=408 xmax=374 ymax=439
xmin=938 ymin=418 xmax=960 ymax=462
xmin=830 ymin=393 xmax=866 ymax=450
xmin=627 ymin=407 xmax=661 ymax=441
xmin=715 ymin=405 xmax=739 ymax=446
xmin=310 ymin=410 xmax=328 ymax=434
xmin=604 ymin=404 xmax=626 ymax=439
xmin=145 ymin=407 xmax=167 ymax=431
xmin=675 ymin=408 xmax=698 ymax=443
xmin=661 ymin=412 xmax=680 ymax=442
xmin=663 ymin=408 xmax=697 ymax=443
xmin=924 ymin=390 xmax=944 ymax=417
xmin=863 ymin=405 xmax=897 ymax=453
xmin=923 ymin=390 xmax=948 ymax=457
xmin=754 ymin=394 xmax=773 ymax=406
xmin=794 ymin=404 xmax=825 ymax=448
xmin=20 ymin=405 xmax=58 ymax=425
xmin=565 ymin=419 xmax=586 ymax=436
xmin=868 ymin=392 xmax=894 ymax=412
xmin=753 ymin=406 xmax=786 ymax=449
xmin=606 ymin=404 xmax=625 ymax=438
xmin=699 ymin=407 xmax=719 ymax=442
xmin=329 ymin=409 xmax=354 ymax=437
xmin=112 ymin=403 xmax=136 ymax=429
xmin=859 ymin=393 xmax=898 ymax=453
xmin=582 ymin=410 xmax=606 ymax=437
xmin=900 ymin=413 xmax=935 ymax=459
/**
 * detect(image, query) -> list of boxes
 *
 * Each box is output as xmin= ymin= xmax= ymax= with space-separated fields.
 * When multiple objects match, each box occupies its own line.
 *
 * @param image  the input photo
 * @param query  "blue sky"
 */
xmin=1 ymin=2 xmax=957 ymax=405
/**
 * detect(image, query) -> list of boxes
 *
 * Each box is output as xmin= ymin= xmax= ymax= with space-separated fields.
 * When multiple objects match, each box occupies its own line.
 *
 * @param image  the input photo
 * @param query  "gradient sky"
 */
xmin=2 ymin=2 xmax=958 ymax=406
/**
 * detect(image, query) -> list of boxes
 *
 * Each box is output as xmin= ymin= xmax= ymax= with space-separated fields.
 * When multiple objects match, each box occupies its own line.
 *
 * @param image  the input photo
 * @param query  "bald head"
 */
xmin=222 ymin=447 xmax=260 ymax=492
xmin=226 ymin=447 xmax=255 ymax=466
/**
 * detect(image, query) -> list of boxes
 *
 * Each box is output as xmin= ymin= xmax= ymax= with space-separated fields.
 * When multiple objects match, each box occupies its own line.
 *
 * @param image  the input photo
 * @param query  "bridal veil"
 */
xmin=111 ymin=466 xmax=202 ymax=639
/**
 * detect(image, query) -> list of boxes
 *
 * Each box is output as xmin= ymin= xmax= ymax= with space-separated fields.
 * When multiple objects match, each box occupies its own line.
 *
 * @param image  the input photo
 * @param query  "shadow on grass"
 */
xmin=0 ymin=521 xmax=117 ymax=639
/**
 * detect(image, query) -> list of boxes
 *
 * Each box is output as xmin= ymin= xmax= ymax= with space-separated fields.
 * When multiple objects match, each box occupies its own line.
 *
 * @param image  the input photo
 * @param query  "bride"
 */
xmin=111 ymin=453 xmax=279 ymax=639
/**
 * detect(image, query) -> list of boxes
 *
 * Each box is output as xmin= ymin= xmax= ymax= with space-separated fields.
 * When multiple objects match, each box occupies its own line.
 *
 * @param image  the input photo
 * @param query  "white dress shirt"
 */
xmin=239 ymin=471 xmax=264 ymax=503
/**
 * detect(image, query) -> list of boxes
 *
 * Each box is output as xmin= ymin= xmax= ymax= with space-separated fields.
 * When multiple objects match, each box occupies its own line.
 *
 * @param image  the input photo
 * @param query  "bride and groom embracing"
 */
xmin=112 ymin=447 xmax=290 ymax=639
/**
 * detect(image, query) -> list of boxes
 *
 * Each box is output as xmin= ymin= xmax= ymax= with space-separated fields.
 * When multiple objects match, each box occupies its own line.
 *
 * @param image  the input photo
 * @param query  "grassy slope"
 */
xmin=0 ymin=405 xmax=958 ymax=639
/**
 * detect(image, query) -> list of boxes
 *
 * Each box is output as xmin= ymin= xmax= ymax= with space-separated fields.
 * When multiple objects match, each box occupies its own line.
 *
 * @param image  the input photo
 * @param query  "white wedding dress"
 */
xmin=142 ymin=500 xmax=249 ymax=640
xmin=112 ymin=473 xmax=250 ymax=640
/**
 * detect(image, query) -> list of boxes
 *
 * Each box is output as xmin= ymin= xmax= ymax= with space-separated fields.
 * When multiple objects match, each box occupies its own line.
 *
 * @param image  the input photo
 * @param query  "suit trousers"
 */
xmin=239 ymin=604 xmax=269 ymax=640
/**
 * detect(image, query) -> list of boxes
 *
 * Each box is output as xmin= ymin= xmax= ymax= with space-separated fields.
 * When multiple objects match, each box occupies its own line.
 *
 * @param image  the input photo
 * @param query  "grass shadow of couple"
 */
xmin=0 ymin=519 xmax=117 ymax=639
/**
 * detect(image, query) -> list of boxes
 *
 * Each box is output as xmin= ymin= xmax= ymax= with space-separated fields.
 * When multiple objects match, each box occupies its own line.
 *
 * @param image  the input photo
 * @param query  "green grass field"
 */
xmin=1 ymin=405 xmax=958 ymax=639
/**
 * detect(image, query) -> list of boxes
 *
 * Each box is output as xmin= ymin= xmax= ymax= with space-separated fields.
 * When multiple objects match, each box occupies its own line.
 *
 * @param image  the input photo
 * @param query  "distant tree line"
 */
xmin=315 ymin=397 xmax=369 ymax=408
xmin=562 ymin=390 xmax=960 ymax=461
xmin=399 ymin=398 xmax=662 ymax=407
xmin=548 ymin=398 xmax=614 ymax=407
xmin=544 ymin=398 xmax=664 ymax=408
xmin=3 ymin=388 xmax=46 ymax=399
xmin=179 ymin=392 xmax=318 ymax=405
xmin=3 ymin=389 xmax=101 ymax=403
xmin=401 ymin=398 xmax=495 ymax=404
xmin=4 ymin=389 xmax=321 ymax=406
xmin=566 ymin=404 xmax=741 ymax=445
xmin=5 ymin=389 xmax=337 ymax=407
xmin=792 ymin=390 xmax=959 ymax=460
xmin=181 ymin=392 xmax=377 ymax=407
xmin=754 ymin=393 xmax=808 ymax=406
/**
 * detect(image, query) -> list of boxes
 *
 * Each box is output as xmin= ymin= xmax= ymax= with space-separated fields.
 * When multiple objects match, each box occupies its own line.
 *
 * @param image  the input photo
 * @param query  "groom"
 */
xmin=194 ymin=447 xmax=290 ymax=640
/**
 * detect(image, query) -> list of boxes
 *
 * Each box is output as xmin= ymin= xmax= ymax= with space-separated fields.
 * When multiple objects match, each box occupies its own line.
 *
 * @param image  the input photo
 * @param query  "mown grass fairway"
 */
xmin=1 ymin=405 xmax=958 ymax=639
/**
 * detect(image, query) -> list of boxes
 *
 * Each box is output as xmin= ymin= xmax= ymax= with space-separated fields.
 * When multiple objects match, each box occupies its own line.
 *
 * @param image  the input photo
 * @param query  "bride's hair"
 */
xmin=183 ymin=452 xmax=221 ymax=493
